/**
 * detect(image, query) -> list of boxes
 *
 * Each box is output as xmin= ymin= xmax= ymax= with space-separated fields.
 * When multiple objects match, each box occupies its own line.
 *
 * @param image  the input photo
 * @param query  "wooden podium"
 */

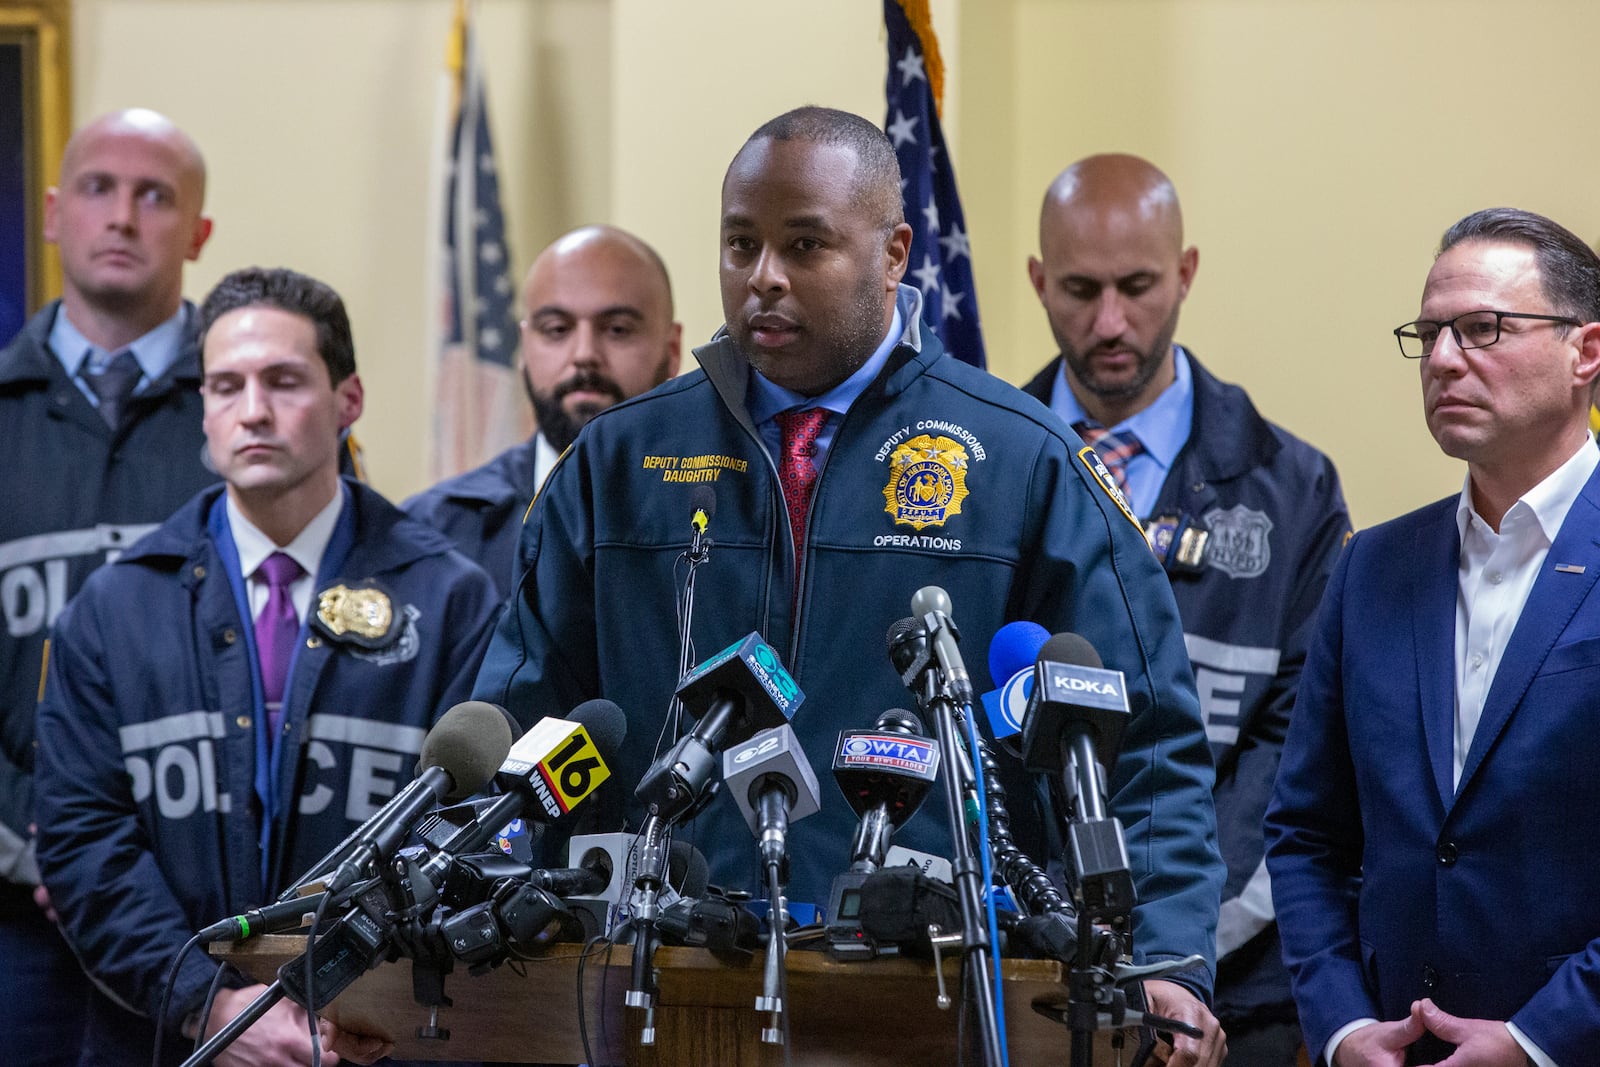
xmin=219 ymin=937 xmax=1132 ymax=1064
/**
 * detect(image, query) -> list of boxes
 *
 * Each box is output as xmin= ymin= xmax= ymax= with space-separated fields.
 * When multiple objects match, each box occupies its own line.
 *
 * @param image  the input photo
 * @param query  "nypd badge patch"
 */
xmin=882 ymin=434 xmax=970 ymax=530
xmin=1202 ymin=504 xmax=1273 ymax=578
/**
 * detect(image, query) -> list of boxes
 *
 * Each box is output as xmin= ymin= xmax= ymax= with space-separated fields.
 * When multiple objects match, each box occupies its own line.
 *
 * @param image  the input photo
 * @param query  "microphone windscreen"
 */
xmin=885 ymin=616 xmax=920 ymax=652
xmin=566 ymin=698 xmax=627 ymax=761
xmin=667 ymin=839 xmax=711 ymax=899
xmin=988 ymin=621 xmax=1051 ymax=687
xmin=875 ymin=707 xmax=926 ymax=736
xmin=910 ymin=585 xmax=953 ymax=619
xmin=690 ymin=484 xmax=716 ymax=524
xmin=1038 ymin=632 xmax=1103 ymax=670
xmin=420 ymin=700 xmax=518 ymax=801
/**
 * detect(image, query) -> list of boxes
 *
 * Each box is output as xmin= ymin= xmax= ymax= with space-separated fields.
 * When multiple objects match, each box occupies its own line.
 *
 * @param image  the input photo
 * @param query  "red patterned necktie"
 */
xmin=254 ymin=551 xmax=304 ymax=737
xmin=1073 ymin=420 xmax=1145 ymax=494
xmin=776 ymin=408 xmax=829 ymax=580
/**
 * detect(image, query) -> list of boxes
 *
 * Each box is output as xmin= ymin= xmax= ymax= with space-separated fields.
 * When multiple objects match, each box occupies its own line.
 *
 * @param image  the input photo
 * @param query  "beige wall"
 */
xmin=67 ymin=0 xmax=1600 ymax=525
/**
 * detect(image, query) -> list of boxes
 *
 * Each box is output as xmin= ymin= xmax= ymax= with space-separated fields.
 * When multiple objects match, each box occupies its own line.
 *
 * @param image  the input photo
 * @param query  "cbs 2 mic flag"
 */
xmin=884 ymin=0 xmax=986 ymax=369
xmin=428 ymin=0 xmax=530 ymax=480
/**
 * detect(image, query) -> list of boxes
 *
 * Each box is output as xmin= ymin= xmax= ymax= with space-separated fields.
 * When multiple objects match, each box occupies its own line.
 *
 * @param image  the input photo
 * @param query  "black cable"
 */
xmin=191 ymin=962 xmax=233 ymax=1054
xmin=577 ymin=935 xmax=620 ymax=1067
xmin=974 ymin=733 xmax=1072 ymax=919
xmin=304 ymin=888 xmax=334 ymax=1066
xmin=152 ymin=932 xmax=202 ymax=1067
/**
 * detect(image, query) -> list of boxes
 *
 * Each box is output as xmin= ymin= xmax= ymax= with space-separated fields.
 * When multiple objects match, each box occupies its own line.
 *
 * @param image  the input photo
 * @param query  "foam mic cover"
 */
xmin=419 ymin=700 xmax=519 ymax=802
xmin=979 ymin=621 xmax=1050 ymax=756
xmin=497 ymin=698 xmax=624 ymax=821
xmin=690 ymin=484 xmax=716 ymax=532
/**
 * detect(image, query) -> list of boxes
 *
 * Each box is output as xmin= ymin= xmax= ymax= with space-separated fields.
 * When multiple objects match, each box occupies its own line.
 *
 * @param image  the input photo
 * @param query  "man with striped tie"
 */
xmin=1022 ymin=154 xmax=1351 ymax=1067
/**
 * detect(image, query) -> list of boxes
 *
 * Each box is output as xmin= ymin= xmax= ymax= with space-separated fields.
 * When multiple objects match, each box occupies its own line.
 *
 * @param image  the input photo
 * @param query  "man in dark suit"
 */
xmin=1266 ymin=207 xmax=1600 ymax=1067
xmin=1022 ymin=154 xmax=1350 ymax=1066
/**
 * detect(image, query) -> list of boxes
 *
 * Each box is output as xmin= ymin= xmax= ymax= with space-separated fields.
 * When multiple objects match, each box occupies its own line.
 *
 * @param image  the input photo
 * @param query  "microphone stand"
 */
xmin=1041 ymin=749 xmax=1204 ymax=1067
xmin=180 ymin=981 xmax=287 ymax=1067
xmin=909 ymin=659 xmax=1006 ymax=1067
xmin=622 ymin=812 xmax=672 ymax=1045
xmin=669 ymin=511 xmax=713 ymax=726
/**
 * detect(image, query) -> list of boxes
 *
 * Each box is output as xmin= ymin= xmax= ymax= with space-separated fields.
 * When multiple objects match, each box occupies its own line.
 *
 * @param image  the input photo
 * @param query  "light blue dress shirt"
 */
xmin=48 ymin=304 xmax=189 ymax=407
xmin=1048 ymin=344 xmax=1196 ymax=518
xmin=747 ymin=295 xmax=908 ymax=471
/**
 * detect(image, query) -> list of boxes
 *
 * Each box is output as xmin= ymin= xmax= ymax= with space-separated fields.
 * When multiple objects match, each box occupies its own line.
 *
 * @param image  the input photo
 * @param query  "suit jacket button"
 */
xmin=1436 ymin=841 xmax=1458 ymax=866
xmin=1422 ymin=964 xmax=1439 ymax=991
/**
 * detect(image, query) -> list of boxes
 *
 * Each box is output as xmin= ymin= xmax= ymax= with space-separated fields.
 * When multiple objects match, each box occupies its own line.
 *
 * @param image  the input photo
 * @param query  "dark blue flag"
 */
xmin=883 ymin=0 xmax=986 ymax=368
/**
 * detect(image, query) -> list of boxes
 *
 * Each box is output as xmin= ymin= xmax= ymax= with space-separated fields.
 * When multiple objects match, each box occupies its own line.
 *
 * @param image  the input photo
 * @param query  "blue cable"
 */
xmin=961 ymin=707 xmax=1010 ymax=1066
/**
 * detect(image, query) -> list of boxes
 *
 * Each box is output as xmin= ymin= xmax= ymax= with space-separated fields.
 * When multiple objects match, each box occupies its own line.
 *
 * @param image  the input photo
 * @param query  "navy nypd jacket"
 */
xmin=0 ymin=301 xmax=217 ymax=888
xmin=34 ymin=480 xmax=501 ymax=1065
xmin=476 ymin=288 xmax=1225 ymax=995
xmin=403 ymin=435 xmax=543 ymax=600
xmin=1024 ymin=351 xmax=1351 ymax=1018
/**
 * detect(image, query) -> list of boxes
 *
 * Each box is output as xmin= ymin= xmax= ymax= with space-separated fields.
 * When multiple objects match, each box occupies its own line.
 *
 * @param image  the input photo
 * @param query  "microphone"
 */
xmin=832 ymin=709 xmax=939 ymax=872
xmin=416 ymin=699 xmax=626 ymax=882
xmin=315 ymin=701 xmax=517 ymax=898
xmin=722 ymin=724 xmax=821 ymax=881
xmin=197 ymin=890 xmax=328 ymax=944
xmin=202 ymin=701 xmax=515 ymax=941
xmin=557 ymin=833 xmax=711 ymax=937
xmin=689 ymin=484 xmax=715 ymax=559
xmin=279 ymin=701 xmax=522 ymax=900
xmin=825 ymin=709 xmax=940 ymax=959
xmin=636 ymin=632 xmax=803 ymax=823
xmin=1019 ymin=633 xmax=1134 ymax=918
xmin=979 ymin=621 xmax=1050 ymax=757
xmin=886 ymin=615 xmax=933 ymax=689
xmin=910 ymin=585 xmax=974 ymax=704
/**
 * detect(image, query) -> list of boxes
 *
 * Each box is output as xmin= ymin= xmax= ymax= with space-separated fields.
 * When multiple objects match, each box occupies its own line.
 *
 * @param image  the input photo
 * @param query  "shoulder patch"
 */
xmin=1076 ymin=446 xmax=1143 ymax=535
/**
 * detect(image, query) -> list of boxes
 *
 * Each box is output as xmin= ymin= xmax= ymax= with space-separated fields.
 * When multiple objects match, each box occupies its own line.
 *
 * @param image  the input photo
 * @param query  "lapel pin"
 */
xmin=1554 ymin=563 xmax=1587 ymax=574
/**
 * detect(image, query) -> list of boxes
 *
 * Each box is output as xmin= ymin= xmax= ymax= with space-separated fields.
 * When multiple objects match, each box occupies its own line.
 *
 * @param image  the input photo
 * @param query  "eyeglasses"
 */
xmin=1393 ymin=309 xmax=1582 ymax=359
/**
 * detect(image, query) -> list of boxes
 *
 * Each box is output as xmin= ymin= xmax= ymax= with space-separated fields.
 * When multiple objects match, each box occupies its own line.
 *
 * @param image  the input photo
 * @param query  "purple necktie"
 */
xmin=254 ymin=551 xmax=303 ymax=736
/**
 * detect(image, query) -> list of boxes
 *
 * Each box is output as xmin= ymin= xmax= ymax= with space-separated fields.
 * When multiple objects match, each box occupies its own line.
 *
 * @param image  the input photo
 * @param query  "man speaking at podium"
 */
xmin=1268 ymin=209 xmax=1600 ymax=1067
xmin=475 ymin=106 xmax=1226 ymax=1064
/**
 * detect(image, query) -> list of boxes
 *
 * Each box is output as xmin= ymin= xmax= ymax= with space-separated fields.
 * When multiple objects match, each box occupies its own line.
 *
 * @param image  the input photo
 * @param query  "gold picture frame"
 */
xmin=1 ymin=0 xmax=70 ymax=330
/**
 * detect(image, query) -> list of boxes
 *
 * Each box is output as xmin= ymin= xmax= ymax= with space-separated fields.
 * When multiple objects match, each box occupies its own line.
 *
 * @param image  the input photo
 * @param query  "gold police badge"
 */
xmin=882 ymin=434 xmax=970 ymax=530
xmin=315 ymin=583 xmax=396 ymax=647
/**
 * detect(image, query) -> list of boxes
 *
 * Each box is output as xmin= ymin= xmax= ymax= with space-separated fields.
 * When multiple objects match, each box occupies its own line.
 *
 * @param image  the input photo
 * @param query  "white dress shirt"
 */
xmin=227 ymin=489 xmax=345 ymax=625
xmin=1326 ymin=436 xmax=1596 ymax=1067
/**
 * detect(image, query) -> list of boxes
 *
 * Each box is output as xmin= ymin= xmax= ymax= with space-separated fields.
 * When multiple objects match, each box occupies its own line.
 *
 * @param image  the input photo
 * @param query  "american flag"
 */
xmin=883 ymin=0 xmax=986 ymax=369
xmin=429 ymin=0 xmax=529 ymax=480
